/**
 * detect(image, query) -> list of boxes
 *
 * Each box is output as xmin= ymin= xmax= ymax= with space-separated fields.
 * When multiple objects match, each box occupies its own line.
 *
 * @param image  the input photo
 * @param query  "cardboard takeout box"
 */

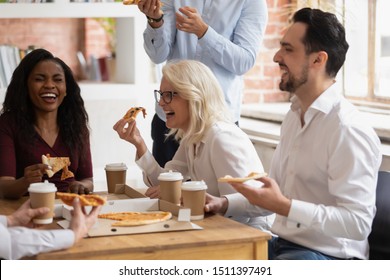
xmin=57 ymin=185 xmax=202 ymax=236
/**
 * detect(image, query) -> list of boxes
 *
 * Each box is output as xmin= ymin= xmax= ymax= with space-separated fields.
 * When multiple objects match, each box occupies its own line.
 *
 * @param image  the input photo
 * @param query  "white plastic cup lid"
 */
xmin=28 ymin=180 xmax=57 ymax=193
xmin=158 ymin=170 xmax=183 ymax=181
xmin=105 ymin=163 xmax=128 ymax=171
xmin=181 ymin=180 xmax=208 ymax=191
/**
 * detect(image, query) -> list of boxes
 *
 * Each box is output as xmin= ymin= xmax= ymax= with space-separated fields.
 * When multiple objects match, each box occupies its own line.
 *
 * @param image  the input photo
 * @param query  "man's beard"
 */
xmin=279 ymin=63 xmax=309 ymax=93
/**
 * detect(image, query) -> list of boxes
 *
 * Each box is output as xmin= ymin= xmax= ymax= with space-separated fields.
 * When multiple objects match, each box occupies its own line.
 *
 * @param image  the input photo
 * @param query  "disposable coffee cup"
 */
xmin=158 ymin=170 xmax=183 ymax=205
xmin=181 ymin=180 xmax=208 ymax=220
xmin=28 ymin=180 xmax=57 ymax=224
xmin=105 ymin=163 xmax=127 ymax=193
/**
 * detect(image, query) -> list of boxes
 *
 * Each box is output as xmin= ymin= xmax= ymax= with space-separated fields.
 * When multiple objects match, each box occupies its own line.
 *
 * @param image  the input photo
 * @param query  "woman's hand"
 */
xmin=23 ymin=163 xmax=50 ymax=185
xmin=113 ymin=118 xmax=148 ymax=158
xmin=68 ymin=178 xmax=93 ymax=194
xmin=144 ymin=185 xmax=160 ymax=199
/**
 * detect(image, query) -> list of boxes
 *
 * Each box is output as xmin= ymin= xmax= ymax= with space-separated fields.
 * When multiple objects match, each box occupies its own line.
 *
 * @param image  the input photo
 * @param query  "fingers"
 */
xmin=145 ymin=186 xmax=160 ymax=199
xmin=113 ymin=118 xmax=136 ymax=139
xmin=24 ymin=164 xmax=50 ymax=183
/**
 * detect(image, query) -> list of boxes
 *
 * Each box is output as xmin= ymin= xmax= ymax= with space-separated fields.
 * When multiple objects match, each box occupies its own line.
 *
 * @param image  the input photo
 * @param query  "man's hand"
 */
xmin=7 ymin=199 xmax=49 ymax=228
xmin=69 ymin=197 xmax=101 ymax=243
xmin=176 ymin=6 xmax=208 ymax=39
xmin=231 ymin=177 xmax=292 ymax=217
xmin=137 ymin=0 xmax=163 ymax=19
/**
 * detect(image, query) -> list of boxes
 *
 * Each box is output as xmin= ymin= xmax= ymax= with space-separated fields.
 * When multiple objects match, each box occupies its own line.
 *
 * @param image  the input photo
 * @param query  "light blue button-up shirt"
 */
xmin=144 ymin=0 xmax=268 ymax=122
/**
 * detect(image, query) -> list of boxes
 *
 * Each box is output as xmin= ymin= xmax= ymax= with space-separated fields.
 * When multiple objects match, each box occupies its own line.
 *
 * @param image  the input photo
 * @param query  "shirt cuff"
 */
xmin=287 ymin=199 xmax=316 ymax=228
xmin=198 ymin=26 xmax=218 ymax=49
xmin=223 ymin=192 xmax=247 ymax=217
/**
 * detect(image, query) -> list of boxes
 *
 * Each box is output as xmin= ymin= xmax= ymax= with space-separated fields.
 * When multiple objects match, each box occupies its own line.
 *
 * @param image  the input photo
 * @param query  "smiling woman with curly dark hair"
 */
xmin=0 ymin=48 xmax=94 ymax=199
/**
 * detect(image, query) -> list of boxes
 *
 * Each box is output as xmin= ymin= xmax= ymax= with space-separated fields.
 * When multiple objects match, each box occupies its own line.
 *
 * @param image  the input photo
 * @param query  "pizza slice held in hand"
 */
xmin=57 ymin=192 xmax=106 ymax=207
xmin=41 ymin=154 xmax=74 ymax=180
xmin=123 ymin=106 xmax=147 ymax=121
xmin=218 ymin=172 xmax=268 ymax=183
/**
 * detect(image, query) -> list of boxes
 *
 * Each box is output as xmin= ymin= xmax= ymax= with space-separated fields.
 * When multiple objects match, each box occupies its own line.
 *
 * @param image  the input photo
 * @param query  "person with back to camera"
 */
xmin=0 ymin=49 xmax=94 ymax=199
xmin=113 ymin=60 xmax=274 ymax=232
xmin=0 ymin=197 xmax=101 ymax=260
xmin=135 ymin=0 xmax=268 ymax=167
xmin=229 ymin=8 xmax=382 ymax=260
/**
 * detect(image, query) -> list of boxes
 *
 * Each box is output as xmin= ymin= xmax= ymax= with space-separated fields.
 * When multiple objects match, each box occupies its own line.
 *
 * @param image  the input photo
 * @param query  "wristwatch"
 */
xmin=146 ymin=14 xmax=164 ymax=23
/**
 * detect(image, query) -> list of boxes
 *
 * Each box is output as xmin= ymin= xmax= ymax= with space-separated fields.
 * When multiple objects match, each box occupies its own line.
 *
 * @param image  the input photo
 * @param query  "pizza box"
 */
xmin=105 ymin=183 xmax=148 ymax=200
xmin=53 ymin=184 xmax=147 ymax=218
xmin=58 ymin=198 xmax=202 ymax=237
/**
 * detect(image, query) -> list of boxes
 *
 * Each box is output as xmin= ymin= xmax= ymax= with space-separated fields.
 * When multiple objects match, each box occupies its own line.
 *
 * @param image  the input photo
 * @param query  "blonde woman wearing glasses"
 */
xmin=113 ymin=60 xmax=274 ymax=231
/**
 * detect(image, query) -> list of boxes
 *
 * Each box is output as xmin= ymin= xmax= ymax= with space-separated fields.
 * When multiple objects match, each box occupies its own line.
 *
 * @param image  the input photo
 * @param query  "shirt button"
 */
xmin=297 ymin=223 xmax=301 ymax=228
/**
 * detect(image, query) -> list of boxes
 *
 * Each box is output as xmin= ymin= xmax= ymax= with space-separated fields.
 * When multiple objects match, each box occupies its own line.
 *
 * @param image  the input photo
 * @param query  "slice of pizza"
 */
xmin=42 ymin=154 xmax=74 ymax=179
xmin=123 ymin=106 xmax=147 ymax=121
xmin=98 ymin=211 xmax=172 ymax=227
xmin=218 ymin=172 xmax=268 ymax=183
xmin=122 ymin=0 xmax=140 ymax=4
xmin=57 ymin=192 xmax=106 ymax=207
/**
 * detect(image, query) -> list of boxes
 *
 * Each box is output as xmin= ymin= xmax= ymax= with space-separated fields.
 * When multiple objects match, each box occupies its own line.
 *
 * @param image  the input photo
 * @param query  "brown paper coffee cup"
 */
xmin=158 ymin=171 xmax=183 ymax=205
xmin=181 ymin=181 xmax=208 ymax=220
xmin=28 ymin=180 xmax=57 ymax=224
xmin=105 ymin=163 xmax=127 ymax=193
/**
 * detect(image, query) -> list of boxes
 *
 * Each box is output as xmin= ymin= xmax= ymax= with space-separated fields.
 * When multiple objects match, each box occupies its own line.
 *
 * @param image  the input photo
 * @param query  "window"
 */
xmin=342 ymin=0 xmax=390 ymax=104
xmin=295 ymin=0 xmax=390 ymax=105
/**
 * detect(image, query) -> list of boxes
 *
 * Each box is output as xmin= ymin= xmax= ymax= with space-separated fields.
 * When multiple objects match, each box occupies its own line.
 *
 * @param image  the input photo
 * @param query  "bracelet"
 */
xmin=146 ymin=14 xmax=164 ymax=23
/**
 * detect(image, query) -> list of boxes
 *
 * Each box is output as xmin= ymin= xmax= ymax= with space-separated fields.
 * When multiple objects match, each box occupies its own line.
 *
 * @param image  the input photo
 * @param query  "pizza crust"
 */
xmin=122 ymin=0 xmax=140 ymax=4
xmin=57 ymin=192 xmax=106 ymax=207
xmin=98 ymin=211 xmax=172 ymax=227
xmin=218 ymin=172 xmax=267 ymax=183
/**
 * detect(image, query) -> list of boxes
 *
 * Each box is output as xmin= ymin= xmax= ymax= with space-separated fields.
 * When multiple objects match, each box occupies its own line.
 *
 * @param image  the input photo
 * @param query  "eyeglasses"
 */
xmin=154 ymin=90 xmax=178 ymax=104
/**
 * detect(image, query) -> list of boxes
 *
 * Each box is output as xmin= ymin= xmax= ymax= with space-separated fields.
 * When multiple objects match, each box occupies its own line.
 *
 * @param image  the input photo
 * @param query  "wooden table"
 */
xmin=0 ymin=197 xmax=271 ymax=260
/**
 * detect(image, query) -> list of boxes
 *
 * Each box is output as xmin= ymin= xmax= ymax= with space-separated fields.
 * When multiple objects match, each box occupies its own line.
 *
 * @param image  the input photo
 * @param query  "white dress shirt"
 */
xmin=144 ymin=0 xmax=268 ymax=122
xmin=137 ymin=121 xmax=274 ymax=230
xmin=270 ymin=83 xmax=382 ymax=259
xmin=0 ymin=215 xmax=74 ymax=260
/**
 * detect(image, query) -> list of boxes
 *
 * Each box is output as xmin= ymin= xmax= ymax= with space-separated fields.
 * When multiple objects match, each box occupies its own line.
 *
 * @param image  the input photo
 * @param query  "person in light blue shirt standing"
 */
xmin=136 ymin=0 xmax=268 ymax=167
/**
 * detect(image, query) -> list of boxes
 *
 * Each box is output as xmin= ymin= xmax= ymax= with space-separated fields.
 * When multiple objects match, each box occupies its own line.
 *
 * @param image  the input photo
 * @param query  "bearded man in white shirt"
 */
xmin=231 ymin=7 xmax=382 ymax=260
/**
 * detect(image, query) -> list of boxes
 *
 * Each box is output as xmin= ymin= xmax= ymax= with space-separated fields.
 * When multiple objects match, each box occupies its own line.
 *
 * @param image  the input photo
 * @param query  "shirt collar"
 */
xmin=290 ymin=82 xmax=341 ymax=115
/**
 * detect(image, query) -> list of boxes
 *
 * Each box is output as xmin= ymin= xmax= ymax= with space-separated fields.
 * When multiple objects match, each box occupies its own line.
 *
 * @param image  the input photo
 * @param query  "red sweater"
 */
xmin=0 ymin=114 xmax=93 ymax=193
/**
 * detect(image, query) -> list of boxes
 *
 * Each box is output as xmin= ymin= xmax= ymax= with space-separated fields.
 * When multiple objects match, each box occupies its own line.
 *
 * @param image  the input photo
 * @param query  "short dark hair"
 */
xmin=293 ymin=7 xmax=349 ymax=78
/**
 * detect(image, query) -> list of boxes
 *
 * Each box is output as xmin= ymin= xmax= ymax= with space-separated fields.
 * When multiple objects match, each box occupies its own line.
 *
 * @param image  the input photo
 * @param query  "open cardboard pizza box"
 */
xmin=105 ymin=183 xmax=149 ymax=200
xmin=57 ymin=197 xmax=203 ymax=237
xmin=53 ymin=184 xmax=147 ymax=218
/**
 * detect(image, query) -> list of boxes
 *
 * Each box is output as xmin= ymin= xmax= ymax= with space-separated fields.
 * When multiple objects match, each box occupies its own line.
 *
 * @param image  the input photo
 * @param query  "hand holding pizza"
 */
xmin=23 ymin=163 xmax=51 ymax=185
xmin=132 ymin=0 xmax=163 ymax=20
xmin=69 ymin=197 xmax=102 ymax=243
xmin=230 ymin=176 xmax=292 ymax=217
xmin=113 ymin=118 xmax=148 ymax=159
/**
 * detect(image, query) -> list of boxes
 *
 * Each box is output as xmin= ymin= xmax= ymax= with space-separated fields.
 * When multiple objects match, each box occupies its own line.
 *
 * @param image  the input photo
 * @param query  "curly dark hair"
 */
xmin=293 ymin=7 xmax=349 ymax=78
xmin=0 ymin=48 xmax=90 ymax=153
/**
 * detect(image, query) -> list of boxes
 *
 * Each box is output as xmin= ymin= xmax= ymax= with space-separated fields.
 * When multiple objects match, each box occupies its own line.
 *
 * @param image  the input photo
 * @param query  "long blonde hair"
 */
xmin=163 ymin=60 xmax=233 ymax=145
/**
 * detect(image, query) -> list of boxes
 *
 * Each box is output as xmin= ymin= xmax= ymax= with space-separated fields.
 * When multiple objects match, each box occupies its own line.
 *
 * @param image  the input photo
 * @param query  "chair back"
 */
xmin=368 ymin=171 xmax=390 ymax=259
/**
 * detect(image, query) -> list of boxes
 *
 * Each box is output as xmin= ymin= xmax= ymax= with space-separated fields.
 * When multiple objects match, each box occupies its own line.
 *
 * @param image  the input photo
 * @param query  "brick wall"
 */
xmin=0 ymin=18 xmax=85 ymax=79
xmin=0 ymin=0 xmax=291 ymax=103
